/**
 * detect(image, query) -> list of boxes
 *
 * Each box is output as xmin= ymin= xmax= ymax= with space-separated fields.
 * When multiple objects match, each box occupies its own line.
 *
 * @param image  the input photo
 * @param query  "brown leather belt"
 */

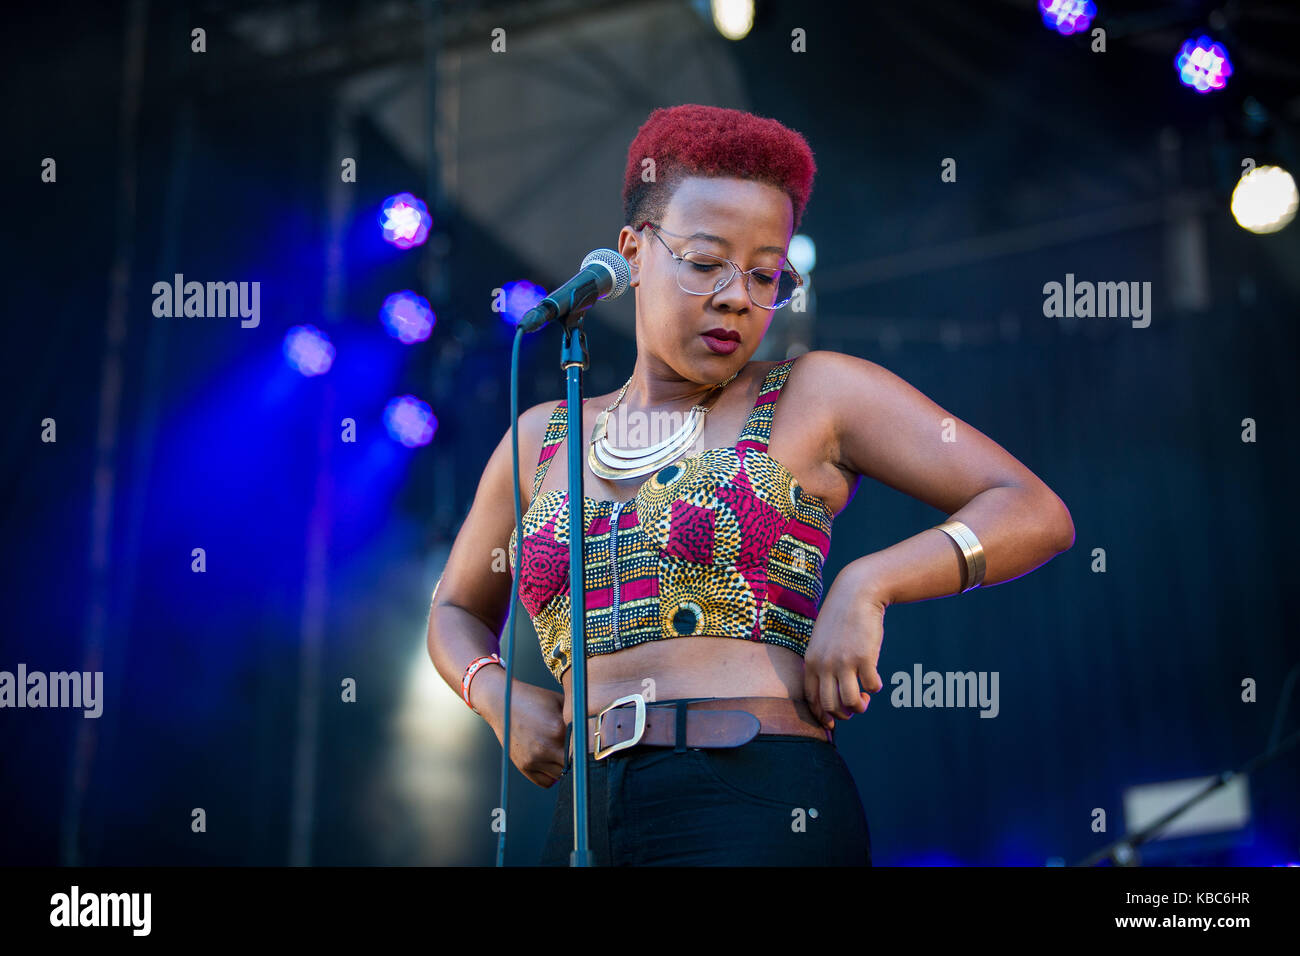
xmin=570 ymin=694 xmax=833 ymax=760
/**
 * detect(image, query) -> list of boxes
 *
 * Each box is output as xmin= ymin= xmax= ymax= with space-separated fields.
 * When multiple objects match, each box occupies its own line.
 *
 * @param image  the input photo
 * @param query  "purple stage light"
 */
xmin=283 ymin=325 xmax=336 ymax=376
xmin=384 ymin=395 xmax=437 ymax=448
xmin=499 ymin=280 xmax=547 ymax=326
xmin=1175 ymin=36 xmax=1232 ymax=93
xmin=379 ymin=290 xmax=435 ymax=344
xmin=379 ymin=192 xmax=432 ymax=249
xmin=1039 ymin=0 xmax=1095 ymax=36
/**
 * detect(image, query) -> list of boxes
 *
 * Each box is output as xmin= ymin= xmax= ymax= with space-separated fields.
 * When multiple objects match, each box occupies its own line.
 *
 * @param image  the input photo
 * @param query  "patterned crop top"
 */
xmin=507 ymin=357 xmax=835 ymax=684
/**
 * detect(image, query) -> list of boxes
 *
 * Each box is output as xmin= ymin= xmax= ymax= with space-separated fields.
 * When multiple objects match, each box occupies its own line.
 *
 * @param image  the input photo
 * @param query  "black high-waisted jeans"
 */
xmin=539 ymin=699 xmax=872 ymax=866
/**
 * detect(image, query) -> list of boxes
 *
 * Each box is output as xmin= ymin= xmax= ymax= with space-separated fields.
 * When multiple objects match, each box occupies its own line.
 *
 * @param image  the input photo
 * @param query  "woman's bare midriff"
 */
xmin=560 ymin=636 xmax=806 ymax=725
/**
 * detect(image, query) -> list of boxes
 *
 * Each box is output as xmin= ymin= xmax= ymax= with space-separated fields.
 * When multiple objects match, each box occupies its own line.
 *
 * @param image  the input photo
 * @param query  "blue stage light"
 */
xmin=1039 ymin=0 xmax=1095 ymax=36
xmin=1175 ymin=35 xmax=1232 ymax=93
xmin=283 ymin=325 xmax=336 ymax=376
xmin=498 ymin=280 xmax=546 ymax=326
xmin=379 ymin=192 xmax=432 ymax=249
xmin=379 ymin=290 xmax=435 ymax=344
xmin=383 ymin=395 xmax=437 ymax=447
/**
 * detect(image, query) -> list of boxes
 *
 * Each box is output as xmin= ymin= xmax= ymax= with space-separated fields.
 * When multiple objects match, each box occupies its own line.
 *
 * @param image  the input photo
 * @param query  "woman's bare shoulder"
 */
xmin=516 ymin=397 xmax=564 ymax=435
xmin=783 ymin=349 xmax=892 ymax=397
xmin=512 ymin=399 xmax=565 ymax=475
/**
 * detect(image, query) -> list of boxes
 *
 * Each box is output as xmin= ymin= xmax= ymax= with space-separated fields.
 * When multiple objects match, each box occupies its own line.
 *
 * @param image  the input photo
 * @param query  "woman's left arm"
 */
xmin=800 ymin=351 xmax=1075 ymax=728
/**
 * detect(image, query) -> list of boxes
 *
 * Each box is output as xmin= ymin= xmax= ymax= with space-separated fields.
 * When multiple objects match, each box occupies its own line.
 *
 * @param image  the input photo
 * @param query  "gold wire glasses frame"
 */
xmin=639 ymin=220 xmax=803 ymax=310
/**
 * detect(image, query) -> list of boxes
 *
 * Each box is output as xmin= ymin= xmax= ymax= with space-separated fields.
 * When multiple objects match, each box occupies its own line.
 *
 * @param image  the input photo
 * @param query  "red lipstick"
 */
xmin=701 ymin=328 xmax=740 ymax=354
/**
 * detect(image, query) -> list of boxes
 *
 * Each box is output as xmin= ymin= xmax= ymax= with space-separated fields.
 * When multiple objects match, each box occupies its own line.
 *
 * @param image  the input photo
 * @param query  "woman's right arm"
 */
xmin=425 ymin=400 xmax=569 ymax=787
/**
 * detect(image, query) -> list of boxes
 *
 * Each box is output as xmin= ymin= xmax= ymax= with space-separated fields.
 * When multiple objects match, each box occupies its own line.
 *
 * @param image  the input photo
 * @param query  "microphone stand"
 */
xmin=558 ymin=310 xmax=594 ymax=867
xmin=507 ymin=251 xmax=625 ymax=867
xmin=1073 ymin=724 xmax=1300 ymax=866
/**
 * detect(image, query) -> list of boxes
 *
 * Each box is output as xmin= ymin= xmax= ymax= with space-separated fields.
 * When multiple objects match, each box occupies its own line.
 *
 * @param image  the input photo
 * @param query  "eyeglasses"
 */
xmin=639 ymin=221 xmax=803 ymax=310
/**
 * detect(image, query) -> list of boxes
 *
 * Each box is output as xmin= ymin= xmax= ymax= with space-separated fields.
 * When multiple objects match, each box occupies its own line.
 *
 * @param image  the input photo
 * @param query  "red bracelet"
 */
xmin=462 ymin=654 xmax=503 ymax=715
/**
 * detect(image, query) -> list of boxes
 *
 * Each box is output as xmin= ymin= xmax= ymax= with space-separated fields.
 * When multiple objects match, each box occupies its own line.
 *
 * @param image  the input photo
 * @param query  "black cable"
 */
xmin=496 ymin=327 xmax=526 ymax=866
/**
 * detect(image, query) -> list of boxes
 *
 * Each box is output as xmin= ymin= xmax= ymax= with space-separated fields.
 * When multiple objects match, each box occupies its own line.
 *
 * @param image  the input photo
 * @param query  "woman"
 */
xmin=426 ymin=104 xmax=1074 ymax=866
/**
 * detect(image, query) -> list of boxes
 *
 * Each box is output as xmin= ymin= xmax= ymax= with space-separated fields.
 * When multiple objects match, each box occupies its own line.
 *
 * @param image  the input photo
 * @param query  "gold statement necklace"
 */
xmin=588 ymin=369 xmax=741 ymax=480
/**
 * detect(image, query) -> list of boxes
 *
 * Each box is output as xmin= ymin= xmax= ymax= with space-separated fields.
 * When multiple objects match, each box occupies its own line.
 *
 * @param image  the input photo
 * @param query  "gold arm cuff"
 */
xmin=934 ymin=519 xmax=987 ymax=592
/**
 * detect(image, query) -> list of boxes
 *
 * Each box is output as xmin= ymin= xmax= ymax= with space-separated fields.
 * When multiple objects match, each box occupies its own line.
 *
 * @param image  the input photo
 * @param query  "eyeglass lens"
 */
xmin=677 ymin=252 xmax=797 ymax=308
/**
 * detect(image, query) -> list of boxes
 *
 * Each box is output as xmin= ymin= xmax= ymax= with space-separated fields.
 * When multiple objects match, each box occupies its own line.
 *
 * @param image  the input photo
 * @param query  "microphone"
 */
xmin=519 ymin=249 xmax=631 ymax=332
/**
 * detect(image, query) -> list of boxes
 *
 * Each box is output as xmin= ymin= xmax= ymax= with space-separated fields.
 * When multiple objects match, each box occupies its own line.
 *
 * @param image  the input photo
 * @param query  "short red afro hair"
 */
xmin=622 ymin=104 xmax=816 ymax=232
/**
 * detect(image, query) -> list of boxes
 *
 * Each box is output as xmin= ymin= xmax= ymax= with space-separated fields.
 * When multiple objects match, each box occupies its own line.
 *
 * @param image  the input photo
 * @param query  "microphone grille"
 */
xmin=581 ymin=248 xmax=632 ymax=301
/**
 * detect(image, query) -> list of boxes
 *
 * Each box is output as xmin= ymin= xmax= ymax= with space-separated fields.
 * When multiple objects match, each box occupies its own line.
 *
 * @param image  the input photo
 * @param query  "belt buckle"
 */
xmin=593 ymin=693 xmax=647 ymax=760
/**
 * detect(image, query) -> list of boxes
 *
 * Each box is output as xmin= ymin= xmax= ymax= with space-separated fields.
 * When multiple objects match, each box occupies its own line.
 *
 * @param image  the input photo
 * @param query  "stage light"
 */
xmin=711 ymin=0 xmax=753 ymax=41
xmin=379 ymin=290 xmax=435 ymax=344
xmin=1175 ymin=36 xmax=1232 ymax=93
xmin=1038 ymin=0 xmax=1095 ymax=36
xmin=788 ymin=234 xmax=816 ymax=275
xmin=379 ymin=192 xmax=432 ymax=249
xmin=283 ymin=325 xmax=336 ymax=376
xmin=499 ymin=280 xmax=546 ymax=326
xmin=1231 ymin=165 xmax=1298 ymax=234
xmin=384 ymin=395 xmax=437 ymax=448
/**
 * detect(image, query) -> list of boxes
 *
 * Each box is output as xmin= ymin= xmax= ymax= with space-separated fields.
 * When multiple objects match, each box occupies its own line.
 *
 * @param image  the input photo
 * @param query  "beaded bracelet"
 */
xmin=461 ymin=654 xmax=503 ymax=716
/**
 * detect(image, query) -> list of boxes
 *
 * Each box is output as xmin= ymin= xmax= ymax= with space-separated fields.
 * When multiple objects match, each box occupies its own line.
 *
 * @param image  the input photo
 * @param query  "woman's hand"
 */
xmin=802 ymin=564 xmax=887 ymax=730
xmin=479 ymin=674 xmax=568 ymax=788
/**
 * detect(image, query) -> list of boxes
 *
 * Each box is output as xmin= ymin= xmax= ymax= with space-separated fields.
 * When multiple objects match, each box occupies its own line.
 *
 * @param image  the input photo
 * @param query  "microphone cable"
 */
xmin=496 ymin=324 xmax=527 ymax=866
